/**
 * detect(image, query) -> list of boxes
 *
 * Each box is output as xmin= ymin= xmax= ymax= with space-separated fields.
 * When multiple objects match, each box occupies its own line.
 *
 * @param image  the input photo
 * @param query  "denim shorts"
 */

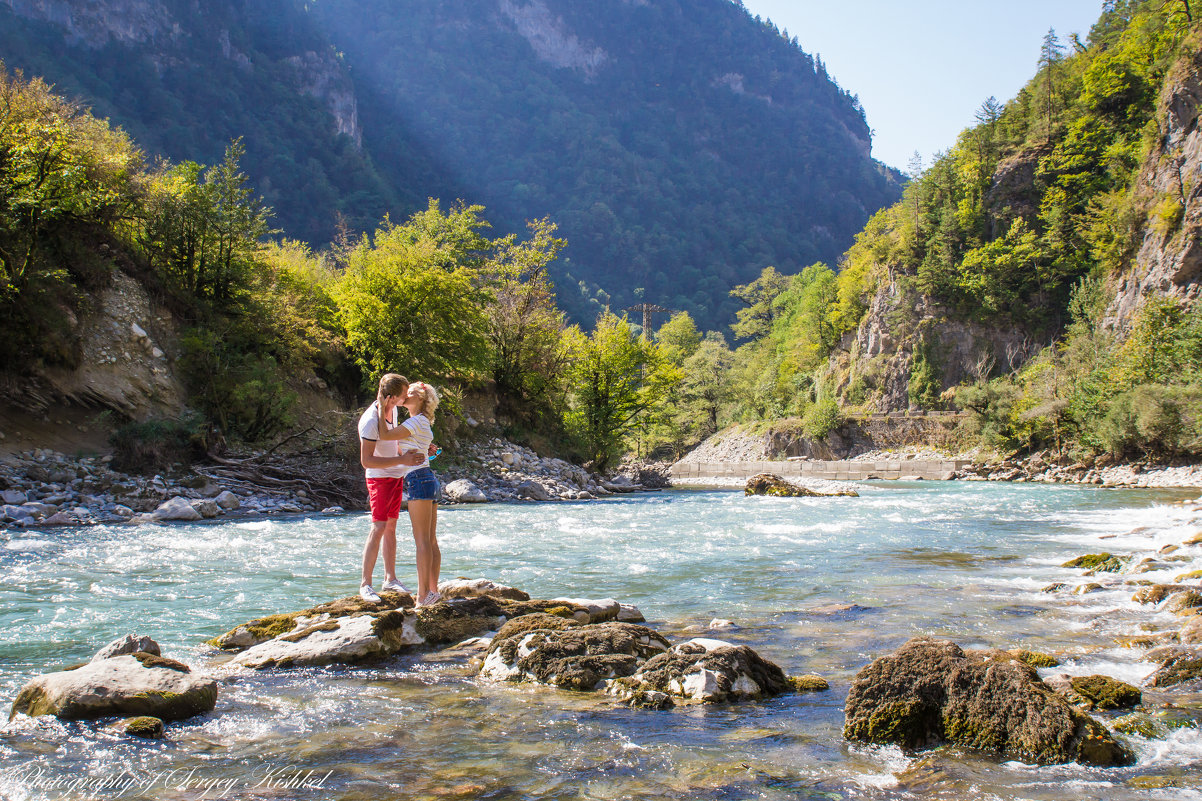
xmin=404 ymin=467 xmax=440 ymax=501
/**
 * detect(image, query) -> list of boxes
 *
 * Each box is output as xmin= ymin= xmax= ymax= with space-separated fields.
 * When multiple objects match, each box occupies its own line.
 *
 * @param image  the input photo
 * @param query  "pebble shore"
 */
xmin=0 ymin=437 xmax=662 ymax=530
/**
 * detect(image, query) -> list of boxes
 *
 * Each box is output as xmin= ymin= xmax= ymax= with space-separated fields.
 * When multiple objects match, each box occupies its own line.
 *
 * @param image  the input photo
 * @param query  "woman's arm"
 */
xmin=360 ymin=439 xmax=423 ymax=468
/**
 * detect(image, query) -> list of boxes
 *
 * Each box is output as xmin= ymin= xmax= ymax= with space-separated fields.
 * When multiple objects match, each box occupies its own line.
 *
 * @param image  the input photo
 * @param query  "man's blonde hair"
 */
xmin=409 ymin=382 xmax=440 ymax=420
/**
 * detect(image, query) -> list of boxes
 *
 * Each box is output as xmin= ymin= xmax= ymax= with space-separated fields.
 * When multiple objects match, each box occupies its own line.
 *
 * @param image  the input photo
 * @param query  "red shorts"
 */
xmin=366 ymin=477 xmax=404 ymax=521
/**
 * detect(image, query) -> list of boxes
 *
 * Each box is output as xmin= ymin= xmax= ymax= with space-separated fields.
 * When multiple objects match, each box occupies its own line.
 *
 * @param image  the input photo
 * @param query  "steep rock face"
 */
xmin=829 ymin=285 xmax=1034 ymax=412
xmin=0 ymin=0 xmax=174 ymax=48
xmin=284 ymin=49 xmax=363 ymax=149
xmin=1104 ymin=46 xmax=1202 ymax=332
xmin=499 ymin=0 xmax=607 ymax=78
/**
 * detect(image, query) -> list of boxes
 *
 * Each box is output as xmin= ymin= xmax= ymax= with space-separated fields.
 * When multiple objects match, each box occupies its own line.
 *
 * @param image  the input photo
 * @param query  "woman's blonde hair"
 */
xmin=409 ymin=382 xmax=440 ymax=420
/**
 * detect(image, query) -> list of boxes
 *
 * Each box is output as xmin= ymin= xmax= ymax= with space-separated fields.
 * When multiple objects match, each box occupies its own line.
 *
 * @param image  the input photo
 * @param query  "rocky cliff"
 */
xmin=1104 ymin=42 xmax=1202 ymax=332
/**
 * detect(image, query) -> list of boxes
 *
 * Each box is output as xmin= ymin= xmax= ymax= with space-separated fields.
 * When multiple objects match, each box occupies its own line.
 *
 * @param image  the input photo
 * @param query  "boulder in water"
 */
xmin=92 ymin=634 xmax=160 ymax=662
xmin=480 ymin=621 xmax=670 ymax=689
xmin=607 ymin=638 xmax=794 ymax=704
xmin=11 ymin=653 xmax=217 ymax=722
xmin=745 ymin=473 xmax=857 ymax=497
xmin=843 ymin=637 xmax=1133 ymax=766
xmin=438 ymin=577 xmax=530 ymax=602
xmin=444 ymin=479 xmax=488 ymax=503
xmin=233 ymin=610 xmax=423 ymax=669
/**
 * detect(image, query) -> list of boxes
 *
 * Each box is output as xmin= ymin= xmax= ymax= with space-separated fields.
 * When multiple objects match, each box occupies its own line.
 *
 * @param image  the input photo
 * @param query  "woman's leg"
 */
xmin=429 ymin=503 xmax=440 ymax=596
xmin=409 ymin=499 xmax=436 ymax=599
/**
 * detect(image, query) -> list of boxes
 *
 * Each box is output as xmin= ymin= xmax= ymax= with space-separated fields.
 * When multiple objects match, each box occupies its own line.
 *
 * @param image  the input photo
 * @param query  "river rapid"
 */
xmin=1 ymin=482 xmax=1200 ymax=800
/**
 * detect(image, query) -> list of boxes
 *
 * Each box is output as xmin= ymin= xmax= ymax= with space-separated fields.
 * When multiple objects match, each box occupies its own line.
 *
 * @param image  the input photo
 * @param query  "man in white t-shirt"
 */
xmin=357 ymin=373 xmax=427 ymax=603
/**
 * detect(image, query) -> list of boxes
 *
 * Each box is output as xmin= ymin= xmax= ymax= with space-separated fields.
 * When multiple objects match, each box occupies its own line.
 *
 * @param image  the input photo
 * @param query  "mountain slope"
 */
xmin=0 ymin=0 xmax=901 ymax=329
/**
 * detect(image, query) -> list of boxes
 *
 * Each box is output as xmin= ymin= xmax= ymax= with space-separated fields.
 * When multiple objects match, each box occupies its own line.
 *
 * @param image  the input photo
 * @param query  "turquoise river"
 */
xmin=1 ymin=482 xmax=1201 ymax=800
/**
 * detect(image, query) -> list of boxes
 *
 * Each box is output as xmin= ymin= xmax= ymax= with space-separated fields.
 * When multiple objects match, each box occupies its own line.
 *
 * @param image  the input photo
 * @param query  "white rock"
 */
xmin=708 ymin=619 xmax=737 ymax=630
xmin=152 ymin=497 xmax=202 ymax=522
xmin=130 ymin=322 xmax=148 ymax=339
xmin=322 ymin=506 xmax=344 ymax=514
xmin=92 ymin=634 xmax=160 ymax=662
xmin=444 ymin=479 xmax=488 ymax=503
xmin=676 ymin=637 xmax=734 ymax=652
xmin=213 ymin=491 xmax=241 ymax=510
xmin=190 ymin=499 xmax=221 ymax=519
xmin=676 ymin=668 xmax=723 ymax=701
xmin=233 ymin=611 xmax=423 ymax=669
xmin=438 ymin=577 xmax=529 ymax=601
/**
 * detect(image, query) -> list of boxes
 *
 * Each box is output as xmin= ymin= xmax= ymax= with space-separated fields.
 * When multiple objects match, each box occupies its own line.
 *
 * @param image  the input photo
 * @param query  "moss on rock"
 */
xmin=1062 ymin=553 xmax=1128 ymax=572
xmin=787 ymin=674 xmax=830 ymax=692
xmin=119 ymin=715 xmax=165 ymax=739
xmin=1009 ymin=649 xmax=1060 ymax=668
xmin=1069 ymin=675 xmax=1141 ymax=710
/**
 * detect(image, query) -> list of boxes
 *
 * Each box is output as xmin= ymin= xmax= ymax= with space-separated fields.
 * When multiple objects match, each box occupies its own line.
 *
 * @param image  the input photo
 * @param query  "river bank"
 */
xmin=677 ymin=425 xmax=1202 ymax=489
xmin=0 ymin=437 xmax=660 ymax=530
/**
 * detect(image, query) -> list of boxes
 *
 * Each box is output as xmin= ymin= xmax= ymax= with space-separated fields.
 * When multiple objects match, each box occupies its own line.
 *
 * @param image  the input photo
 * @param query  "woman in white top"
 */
xmin=377 ymin=381 xmax=442 ymax=606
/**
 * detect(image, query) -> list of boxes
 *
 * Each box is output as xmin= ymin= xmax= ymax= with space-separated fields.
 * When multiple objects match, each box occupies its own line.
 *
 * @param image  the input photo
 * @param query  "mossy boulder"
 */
xmin=1068 ymin=675 xmax=1141 ymax=710
xmin=1146 ymin=653 xmax=1202 ymax=688
xmin=1132 ymin=584 xmax=1191 ymax=605
xmin=414 ymin=597 xmax=508 ymax=645
xmin=10 ymin=653 xmax=216 ymax=722
xmin=1062 ymin=553 xmax=1128 ymax=573
xmin=1168 ymin=590 xmax=1202 ymax=614
xmin=480 ymin=622 xmax=671 ymax=690
xmin=1174 ymin=570 xmax=1202 ymax=582
xmin=611 ymin=638 xmax=794 ymax=703
xmin=843 ymin=638 xmax=1133 ymax=767
xmin=744 ymin=473 xmax=858 ymax=498
xmin=115 ymin=715 xmax=165 ymax=739
xmin=1008 ymin=649 xmax=1060 ymax=668
xmin=788 ymin=674 xmax=831 ymax=692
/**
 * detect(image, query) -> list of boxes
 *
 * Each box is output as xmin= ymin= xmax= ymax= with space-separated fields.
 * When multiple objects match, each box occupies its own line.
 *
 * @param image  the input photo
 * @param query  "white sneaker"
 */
xmin=381 ymin=578 xmax=411 ymax=594
xmin=421 ymin=591 xmax=442 ymax=606
xmin=359 ymin=584 xmax=382 ymax=603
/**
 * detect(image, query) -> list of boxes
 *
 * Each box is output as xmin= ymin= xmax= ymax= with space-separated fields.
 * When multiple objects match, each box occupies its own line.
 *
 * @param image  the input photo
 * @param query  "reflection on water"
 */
xmin=0 ymin=482 xmax=1201 ymax=800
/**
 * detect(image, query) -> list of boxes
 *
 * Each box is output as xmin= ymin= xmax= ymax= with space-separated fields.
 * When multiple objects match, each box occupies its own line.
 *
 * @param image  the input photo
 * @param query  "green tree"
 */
xmin=655 ymin=311 xmax=702 ymax=365
xmin=730 ymin=265 xmax=790 ymax=340
xmin=332 ymin=202 xmax=492 ymax=384
xmin=484 ymin=217 xmax=567 ymax=425
xmin=560 ymin=311 xmax=680 ymax=468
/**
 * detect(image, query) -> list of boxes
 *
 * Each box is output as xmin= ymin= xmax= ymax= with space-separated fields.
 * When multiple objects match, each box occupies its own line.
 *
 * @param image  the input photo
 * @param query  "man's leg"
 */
xmin=361 ymin=519 xmax=387 ymax=587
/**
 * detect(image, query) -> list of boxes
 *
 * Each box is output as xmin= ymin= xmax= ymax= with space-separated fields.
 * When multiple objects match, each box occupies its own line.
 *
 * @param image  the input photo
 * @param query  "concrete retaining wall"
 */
xmin=670 ymin=458 xmax=971 ymax=483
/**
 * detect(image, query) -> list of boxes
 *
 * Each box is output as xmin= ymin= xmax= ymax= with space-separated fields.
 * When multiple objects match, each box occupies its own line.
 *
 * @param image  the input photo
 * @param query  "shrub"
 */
xmin=802 ymin=397 xmax=841 ymax=439
xmin=109 ymin=415 xmax=205 ymax=474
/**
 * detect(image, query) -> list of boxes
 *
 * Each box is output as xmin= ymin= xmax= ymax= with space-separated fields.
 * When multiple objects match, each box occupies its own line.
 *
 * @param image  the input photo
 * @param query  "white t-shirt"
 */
xmin=358 ymin=402 xmax=405 ymax=479
xmin=399 ymin=413 xmax=433 ymax=473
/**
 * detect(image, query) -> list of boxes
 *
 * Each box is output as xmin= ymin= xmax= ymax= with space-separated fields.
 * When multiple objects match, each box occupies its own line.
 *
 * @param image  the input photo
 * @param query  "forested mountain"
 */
xmin=0 ymin=0 xmax=901 ymax=329
xmin=709 ymin=1 xmax=1202 ymax=459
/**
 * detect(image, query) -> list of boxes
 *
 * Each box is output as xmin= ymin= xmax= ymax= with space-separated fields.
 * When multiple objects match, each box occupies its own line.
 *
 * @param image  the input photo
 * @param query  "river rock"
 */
xmin=92 ymin=634 xmax=161 ymax=662
xmin=114 ymin=715 xmax=165 ymax=739
xmin=1 ymin=489 xmax=28 ymax=505
xmin=616 ymin=603 xmax=646 ymax=623
xmin=1145 ymin=653 xmax=1202 ymax=688
xmin=608 ymin=638 xmax=792 ymax=704
xmin=1062 ymin=553 xmax=1128 ymax=573
xmin=744 ymin=473 xmax=857 ymax=497
xmin=480 ymin=622 xmax=671 ymax=689
xmin=234 ymin=610 xmax=423 ymax=669
xmin=191 ymin=499 xmax=221 ymax=519
xmin=550 ymin=597 xmax=620 ymax=623
xmin=152 ymin=497 xmax=202 ymax=522
xmin=444 ymin=479 xmax=487 ymax=503
xmin=517 ymin=480 xmax=553 ymax=501
xmin=10 ymin=653 xmax=217 ymax=722
xmin=843 ymin=637 xmax=1133 ymax=766
xmin=214 ymin=491 xmax=241 ymax=511
xmin=1045 ymin=673 xmax=1142 ymax=710
xmin=438 ymin=577 xmax=530 ymax=601
xmin=1133 ymin=584 xmax=1190 ymax=604
xmin=413 ymin=597 xmax=509 ymax=646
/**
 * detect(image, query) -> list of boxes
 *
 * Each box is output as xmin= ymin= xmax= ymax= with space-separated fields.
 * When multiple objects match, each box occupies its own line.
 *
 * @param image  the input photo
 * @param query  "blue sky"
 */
xmin=740 ymin=0 xmax=1106 ymax=170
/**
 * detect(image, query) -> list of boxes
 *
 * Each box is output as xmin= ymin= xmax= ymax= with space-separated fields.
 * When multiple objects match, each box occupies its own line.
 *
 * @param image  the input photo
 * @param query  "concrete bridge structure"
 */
xmin=669 ymin=458 xmax=972 ymax=484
